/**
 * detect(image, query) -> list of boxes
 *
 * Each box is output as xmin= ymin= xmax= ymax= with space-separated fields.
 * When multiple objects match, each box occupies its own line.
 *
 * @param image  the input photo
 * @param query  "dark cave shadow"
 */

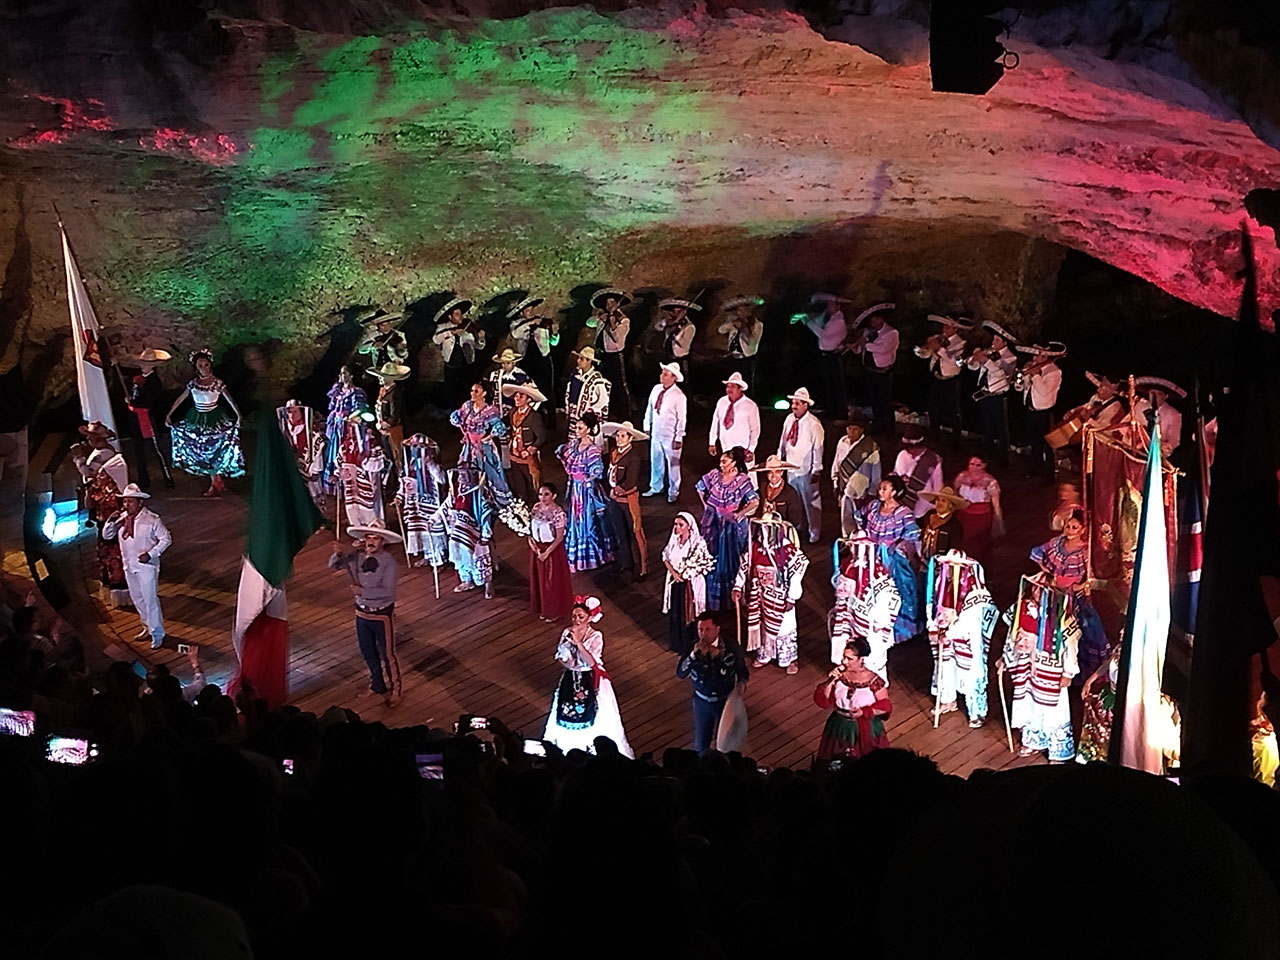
xmin=288 ymin=305 xmax=375 ymax=410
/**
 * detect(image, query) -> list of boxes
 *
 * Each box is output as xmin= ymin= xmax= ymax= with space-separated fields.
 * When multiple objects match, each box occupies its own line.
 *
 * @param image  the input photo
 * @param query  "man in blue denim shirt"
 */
xmin=676 ymin=612 xmax=748 ymax=754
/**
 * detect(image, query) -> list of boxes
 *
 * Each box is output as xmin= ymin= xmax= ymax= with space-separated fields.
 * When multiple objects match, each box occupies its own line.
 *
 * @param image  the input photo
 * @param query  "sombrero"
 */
xmin=980 ymin=320 xmax=1019 ymax=344
xmin=590 ymin=288 xmax=632 ymax=309
xmin=901 ymin=423 xmax=926 ymax=444
xmin=136 ymin=347 xmax=172 ymax=363
xmin=405 ymin=433 xmax=439 ymax=448
xmin=658 ymin=361 xmax=684 ymax=382
xmin=810 ymin=292 xmax=853 ymax=305
xmin=507 ymin=296 xmax=545 ymax=319
xmin=501 ymin=382 xmax=548 ymax=404
xmin=346 ymin=519 xmax=403 ymax=544
xmin=659 ymin=298 xmax=703 ymax=312
xmin=432 ymin=297 xmax=473 ymax=325
xmin=1134 ymin=376 xmax=1187 ymax=399
xmin=571 ymin=345 xmax=602 ymax=364
xmin=79 ymin=421 xmax=117 ymax=440
xmin=752 ymin=454 xmax=798 ymax=472
xmin=493 ymin=348 xmax=521 ymax=364
xmin=852 ymin=302 xmax=896 ymax=325
xmin=602 ymin=420 xmax=650 ymax=441
xmin=361 ymin=310 xmax=403 ymax=328
xmin=722 ymin=296 xmax=763 ymax=311
xmin=367 ymin=362 xmax=410 ymax=381
xmin=920 ymin=486 xmax=971 ymax=510
xmin=118 ymin=482 xmax=150 ymax=500
xmin=926 ymin=314 xmax=975 ymax=331
xmin=786 ymin=386 xmax=814 ymax=405
xmin=722 ymin=371 xmax=749 ymax=390
xmin=1015 ymin=342 xmax=1068 ymax=358
xmin=1085 ymin=371 xmax=1117 ymax=390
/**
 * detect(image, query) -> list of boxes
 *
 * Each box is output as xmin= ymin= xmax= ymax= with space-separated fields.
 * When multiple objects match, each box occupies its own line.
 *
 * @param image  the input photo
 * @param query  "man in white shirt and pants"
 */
xmin=1017 ymin=343 xmax=1065 ymax=480
xmin=708 ymin=371 xmax=760 ymax=475
xmin=643 ymin=362 xmax=688 ymax=503
xmin=102 ymin=483 xmax=173 ymax=649
xmin=778 ymin=387 xmax=825 ymax=543
xmin=967 ymin=320 xmax=1018 ymax=466
xmin=719 ymin=296 xmax=764 ymax=390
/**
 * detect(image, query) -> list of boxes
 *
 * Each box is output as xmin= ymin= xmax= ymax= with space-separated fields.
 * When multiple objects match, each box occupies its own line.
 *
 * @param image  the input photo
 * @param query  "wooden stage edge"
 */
xmin=51 ymin=411 xmax=1062 ymax=777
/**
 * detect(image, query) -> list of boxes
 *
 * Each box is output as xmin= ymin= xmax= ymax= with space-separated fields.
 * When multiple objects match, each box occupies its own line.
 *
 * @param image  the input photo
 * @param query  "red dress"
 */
xmin=814 ymin=675 xmax=892 ymax=760
xmin=529 ymin=502 xmax=574 ymax=620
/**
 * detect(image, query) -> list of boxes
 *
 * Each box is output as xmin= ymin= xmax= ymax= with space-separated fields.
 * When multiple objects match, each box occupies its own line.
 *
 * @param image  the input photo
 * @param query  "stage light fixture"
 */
xmin=42 ymin=500 xmax=80 ymax=544
xmin=773 ymin=399 xmax=790 ymax=411
xmin=930 ymin=1 xmax=1014 ymax=95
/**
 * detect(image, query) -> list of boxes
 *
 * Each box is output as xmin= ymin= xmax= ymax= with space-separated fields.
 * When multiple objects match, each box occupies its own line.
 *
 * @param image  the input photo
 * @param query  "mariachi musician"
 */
xmin=432 ymin=296 xmax=485 ymax=410
xmin=1015 ymin=341 xmax=1065 ymax=481
xmin=508 ymin=295 xmax=558 ymax=418
xmin=965 ymin=321 xmax=1018 ymax=466
xmin=357 ymin=309 xmax=409 ymax=369
xmin=1046 ymin=372 xmax=1128 ymax=452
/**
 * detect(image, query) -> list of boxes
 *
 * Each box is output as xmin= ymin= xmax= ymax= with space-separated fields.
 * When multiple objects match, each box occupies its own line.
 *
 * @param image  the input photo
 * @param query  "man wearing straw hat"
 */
xmin=708 ymin=371 xmax=760 ymax=477
xmin=357 ymin=309 xmax=409 ymax=368
xmin=717 ymin=296 xmax=764 ymax=389
xmin=603 ymin=419 xmax=650 ymax=581
xmin=329 ymin=518 xmax=403 ymax=705
xmin=1132 ymin=376 xmax=1186 ymax=452
xmin=752 ymin=454 xmax=807 ymax=539
xmin=502 ymin=382 xmax=548 ymax=505
xmin=966 ymin=320 xmax=1019 ymax=466
xmin=432 ymin=296 xmax=485 ymax=409
xmin=643 ymin=362 xmax=688 ymax=503
xmin=590 ymin=288 xmax=633 ymax=419
xmin=102 ymin=483 xmax=173 ymax=649
xmin=1016 ymin=341 xmax=1066 ymax=480
xmin=488 ymin=347 xmax=537 ymax=417
xmin=655 ymin=298 xmax=701 ymax=384
xmin=564 ymin=345 xmax=611 ymax=448
xmin=915 ymin=315 xmax=972 ymax=445
xmin=118 ymin=346 xmax=175 ymax=489
xmin=367 ymin=361 xmax=409 ymax=462
xmin=831 ymin=412 xmax=882 ymax=537
xmin=777 ymin=387 xmax=825 ymax=543
xmin=918 ymin=486 xmax=969 ymax=560
xmin=508 ymin=295 xmax=558 ymax=419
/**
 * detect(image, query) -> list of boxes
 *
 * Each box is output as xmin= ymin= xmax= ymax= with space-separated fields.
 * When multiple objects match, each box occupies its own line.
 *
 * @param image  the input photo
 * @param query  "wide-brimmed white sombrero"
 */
xmin=926 ymin=314 xmax=975 ymax=331
xmin=119 ymin=482 xmax=150 ymax=500
xmin=1015 ymin=342 xmax=1068 ymax=358
xmin=346 ymin=519 xmax=403 ymax=543
xmin=722 ymin=296 xmax=762 ymax=311
xmin=658 ymin=361 xmax=684 ymax=382
xmin=602 ymin=420 xmax=650 ymax=441
xmin=722 ymin=371 xmax=749 ymax=390
xmin=980 ymin=320 xmax=1019 ymax=344
xmin=786 ymin=386 xmax=814 ymax=405
xmin=751 ymin=454 xmax=798 ymax=472
xmin=659 ymin=298 xmax=703 ymax=312
xmin=1134 ymin=376 xmax=1187 ymax=399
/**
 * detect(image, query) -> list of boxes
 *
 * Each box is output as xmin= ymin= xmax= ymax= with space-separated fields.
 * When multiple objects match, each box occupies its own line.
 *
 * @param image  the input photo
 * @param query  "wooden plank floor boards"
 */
xmin=58 ymin=411 xmax=1062 ymax=776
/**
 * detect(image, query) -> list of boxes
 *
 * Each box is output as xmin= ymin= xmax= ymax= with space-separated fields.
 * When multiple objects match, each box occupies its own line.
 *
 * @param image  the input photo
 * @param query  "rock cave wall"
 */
xmin=1 ymin=0 xmax=1278 ymax=404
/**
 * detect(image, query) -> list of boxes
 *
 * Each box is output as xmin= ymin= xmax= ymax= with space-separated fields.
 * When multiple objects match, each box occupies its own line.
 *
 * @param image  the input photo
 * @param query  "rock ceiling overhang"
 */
xmin=2 ymin=4 xmax=1279 ymax=343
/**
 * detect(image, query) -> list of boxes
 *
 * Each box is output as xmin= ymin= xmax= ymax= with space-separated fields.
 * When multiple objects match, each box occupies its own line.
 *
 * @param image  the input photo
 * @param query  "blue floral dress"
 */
xmin=451 ymin=401 xmax=511 ymax=504
xmin=557 ymin=440 xmax=615 ymax=571
xmin=859 ymin=500 xmax=921 ymax=643
xmin=324 ymin=382 xmax=368 ymax=488
xmin=696 ymin=469 xmax=759 ymax=611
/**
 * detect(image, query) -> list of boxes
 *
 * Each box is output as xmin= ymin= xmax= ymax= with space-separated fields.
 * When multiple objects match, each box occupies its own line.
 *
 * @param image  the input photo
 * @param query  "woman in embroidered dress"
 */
xmin=814 ymin=637 xmax=892 ymax=765
xmin=858 ymin=475 xmax=922 ymax=643
xmin=543 ymin=597 xmax=633 ymax=757
xmin=1030 ymin=508 xmax=1108 ymax=682
xmin=70 ymin=421 xmax=131 ymax=607
xmin=165 ymin=349 xmax=245 ymax=496
xmin=952 ymin=454 xmax=1004 ymax=565
xmin=529 ymin=482 xmax=574 ymax=621
xmin=451 ymin=381 xmax=511 ymax=504
xmin=556 ymin=412 xmax=615 ymax=572
xmin=696 ymin=447 xmax=760 ymax=611
xmin=324 ymin=364 xmax=369 ymax=490
xmin=661 ymin=512 xmax=715 ymax=654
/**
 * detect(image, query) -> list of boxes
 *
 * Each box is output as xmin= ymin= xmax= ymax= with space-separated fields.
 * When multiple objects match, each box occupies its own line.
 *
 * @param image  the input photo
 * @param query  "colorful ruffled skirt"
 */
xmin=816 ymin=711 xmax=889 ymax=761
xmin=171 ymin=408 xmax=245 ymax=478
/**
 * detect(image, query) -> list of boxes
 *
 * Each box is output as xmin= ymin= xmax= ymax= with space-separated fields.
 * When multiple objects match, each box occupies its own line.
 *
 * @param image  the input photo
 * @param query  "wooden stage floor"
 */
xmin=55 ymin=407 xmax=1063 ymax=776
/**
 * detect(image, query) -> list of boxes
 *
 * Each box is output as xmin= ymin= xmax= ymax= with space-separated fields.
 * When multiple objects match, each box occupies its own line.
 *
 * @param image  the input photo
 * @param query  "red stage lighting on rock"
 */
xmin=930 ymin=1 xmax=1013 ymax=95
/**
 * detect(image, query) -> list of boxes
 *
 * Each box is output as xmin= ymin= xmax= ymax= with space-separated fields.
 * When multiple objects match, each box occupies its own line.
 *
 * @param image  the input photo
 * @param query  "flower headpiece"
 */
xmin=188 ymin=348 xmax=214 ymax=365
xmin=573 ymin=595 xmax=603 ymax=623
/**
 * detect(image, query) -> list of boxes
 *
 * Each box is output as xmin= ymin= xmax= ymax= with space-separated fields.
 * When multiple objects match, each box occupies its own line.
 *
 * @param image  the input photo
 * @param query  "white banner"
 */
xmin=62 ymin=225 xmax=117 ymax=435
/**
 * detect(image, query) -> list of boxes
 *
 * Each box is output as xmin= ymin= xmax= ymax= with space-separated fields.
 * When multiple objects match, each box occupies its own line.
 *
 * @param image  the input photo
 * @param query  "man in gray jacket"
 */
xmin=330 ymin=519 xmax=403 ymax=705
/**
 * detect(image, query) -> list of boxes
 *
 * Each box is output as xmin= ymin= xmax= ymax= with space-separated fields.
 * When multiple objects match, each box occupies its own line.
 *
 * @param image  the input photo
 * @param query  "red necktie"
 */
xmin=724 ymin=398 xmax=735 ymax=430
xmin=785 ymin=414 xmax=800 ymax=448
xmin=122 ymin=513 xmax=137 ymax=539
xmin=655 ymin=384 xmax=671 ymax=413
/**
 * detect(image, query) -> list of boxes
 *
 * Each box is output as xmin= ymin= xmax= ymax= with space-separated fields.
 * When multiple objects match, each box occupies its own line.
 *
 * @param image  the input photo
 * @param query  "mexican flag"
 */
xmin=229 ymin=407 xmax=324 ymax=708
xmin=1110 ymin=423 xmax=1171 ymax=774
xmin=61 ymin=223 xmax=117 ymax=435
